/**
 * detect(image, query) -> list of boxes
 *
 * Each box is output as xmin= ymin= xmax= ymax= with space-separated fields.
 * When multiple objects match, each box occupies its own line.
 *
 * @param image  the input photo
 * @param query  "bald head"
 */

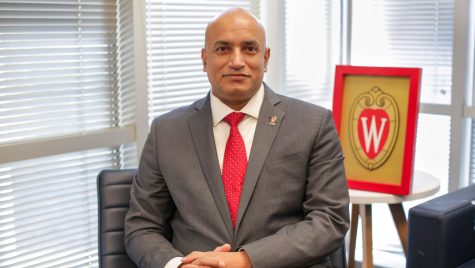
xmin=201 ymin=7 xmax=270 ymax=111
xmin=204 ymin=8 xmax=266 ymax=49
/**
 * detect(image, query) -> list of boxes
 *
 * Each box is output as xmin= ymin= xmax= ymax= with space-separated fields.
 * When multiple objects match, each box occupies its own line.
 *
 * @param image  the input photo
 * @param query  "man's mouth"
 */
xmin=223 ymin=74 xmax=250 ymax=78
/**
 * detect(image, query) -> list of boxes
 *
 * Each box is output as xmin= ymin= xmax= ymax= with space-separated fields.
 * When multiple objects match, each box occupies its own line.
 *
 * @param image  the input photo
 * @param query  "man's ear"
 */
xmin=201 ymin=48 xmax=207 ymax=72
xmin=264 ymin=47 xmax=270 ymax=72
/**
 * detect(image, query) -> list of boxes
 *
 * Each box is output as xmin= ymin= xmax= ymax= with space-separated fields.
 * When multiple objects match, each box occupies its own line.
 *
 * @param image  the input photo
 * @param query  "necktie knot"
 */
xmin=224 ymin=112 xmax=245 ymax=127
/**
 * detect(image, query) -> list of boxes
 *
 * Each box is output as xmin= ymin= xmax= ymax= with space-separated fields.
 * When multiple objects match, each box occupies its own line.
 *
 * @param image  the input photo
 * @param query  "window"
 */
xmin=349 ymin=0 xmax=473 ymax=265
xmin=0 ymin=1 xmax=134 ymax=266
xmin=351 ymin=0 xmax=454 ymax=193
xmin=0 ymin=148 xmax=117 ymax=267
xmin=464 ymin=2 xmax=475 ymax=186
xmin=352 ymin=0 xmax=454 ymax=105
xmin=263 ymin=0 xmax=341 ymax=109
xmin=0 ymin=1 xmax=119 ymax=143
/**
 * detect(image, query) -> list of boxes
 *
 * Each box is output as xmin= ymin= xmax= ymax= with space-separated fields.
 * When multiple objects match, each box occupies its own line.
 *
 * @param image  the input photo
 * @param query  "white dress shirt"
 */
xmin=164 ymin=84 xmax=264 ymax=268
xmin=210 ymin=84 xmax=263 ymax=171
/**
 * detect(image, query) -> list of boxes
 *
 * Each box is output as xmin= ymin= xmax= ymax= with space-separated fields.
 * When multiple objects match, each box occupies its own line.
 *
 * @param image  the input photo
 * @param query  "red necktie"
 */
xmin=222 ymin=112 xmax=247 ymax=227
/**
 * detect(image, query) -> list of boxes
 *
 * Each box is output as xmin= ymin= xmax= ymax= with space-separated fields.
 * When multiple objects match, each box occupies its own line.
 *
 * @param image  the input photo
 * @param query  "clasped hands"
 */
xmin=180 ymin=244 xmax=252 ymax=268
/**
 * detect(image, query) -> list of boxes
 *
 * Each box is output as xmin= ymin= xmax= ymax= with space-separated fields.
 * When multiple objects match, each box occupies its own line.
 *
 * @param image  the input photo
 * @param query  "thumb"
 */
xmin=213 ymin=244 xmax=231 ymax=252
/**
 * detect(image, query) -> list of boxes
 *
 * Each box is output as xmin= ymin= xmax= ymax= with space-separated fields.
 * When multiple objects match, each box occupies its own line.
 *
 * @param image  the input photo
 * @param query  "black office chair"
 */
xmin=406 ymin=184 xmax=475 ymax=268
xmin=97 ymin=169 xmax=347 ymax=268
xmin=97 ymin=169 xmax=138 ymax=268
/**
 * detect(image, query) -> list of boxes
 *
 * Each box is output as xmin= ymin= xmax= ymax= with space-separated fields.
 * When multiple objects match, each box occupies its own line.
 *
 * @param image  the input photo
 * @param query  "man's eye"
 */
xmin=216 ymin=47 xmax=228 ymax=52
xmin=244 ymin=46 xmax=258 ymax=53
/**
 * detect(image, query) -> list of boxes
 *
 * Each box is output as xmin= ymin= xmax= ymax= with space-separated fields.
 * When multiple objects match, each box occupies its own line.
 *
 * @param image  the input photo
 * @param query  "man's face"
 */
xmin=201 ymin=12 xmax=270 ymax=110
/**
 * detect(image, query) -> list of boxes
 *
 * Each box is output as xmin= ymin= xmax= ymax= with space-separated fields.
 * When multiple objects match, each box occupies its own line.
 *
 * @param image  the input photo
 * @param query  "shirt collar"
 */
xmin=210 ymin=83 xmax=264 ymax=127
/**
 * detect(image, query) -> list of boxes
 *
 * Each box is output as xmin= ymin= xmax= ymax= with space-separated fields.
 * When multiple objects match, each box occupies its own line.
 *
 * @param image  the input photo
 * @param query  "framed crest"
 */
xmin=332 ymin=65 xmax=421 ymax=195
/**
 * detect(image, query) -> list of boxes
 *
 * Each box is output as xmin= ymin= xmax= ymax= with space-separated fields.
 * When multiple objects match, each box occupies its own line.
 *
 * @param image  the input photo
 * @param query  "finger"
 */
xmin=213 ymin=244 xmax=231 ymax=252
xmin=182 ymin=251 xmax=206 ymax=264
xmin=181 ymin=264 xmax=215 ymax=268
xmin=181 ymin=264 xmax=206 ymax=268
xmin=191 ymin=256 xmax=225 ymax=268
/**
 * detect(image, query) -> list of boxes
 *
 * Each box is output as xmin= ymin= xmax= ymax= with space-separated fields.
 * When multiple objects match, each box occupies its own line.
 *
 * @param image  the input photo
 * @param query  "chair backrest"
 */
xmin=97 ymin=169 xmax=138 ymax=268
xmin=97 ymin=169 xmax=347 ymax=268
xmin=330 ymin=242 xmax=347 ymax=268
xmin=406 ymin=184 xmax=475 ymax=268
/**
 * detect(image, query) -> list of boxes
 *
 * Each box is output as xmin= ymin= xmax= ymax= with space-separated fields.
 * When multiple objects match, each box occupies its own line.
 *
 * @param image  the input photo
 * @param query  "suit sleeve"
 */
xmin=124 ymin=119 xmax=183 ymax=268
xmin=240 ymin=109 xmax=350 ymax=268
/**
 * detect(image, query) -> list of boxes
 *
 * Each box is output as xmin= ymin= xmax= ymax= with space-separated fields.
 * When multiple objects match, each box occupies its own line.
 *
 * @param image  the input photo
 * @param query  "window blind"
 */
xmin=0 ymin=0 xmax=119 ymax=143
xmin=351 ymin=0 xmax=454 ymax=194
xmin=116 ymin=0 xmax=137 ymax=167
xmin=117 ymin=0 xmax=136 ymax=127
xmin=0 ymin=0 xmax=123 ymax=267
xmin=282 ymin=0 xmax=340 ymax=109
xmin=145 ymin=0 xmax=258 ymax=122
xmin=351 ymin=0 xmax=454 ymax=105
xmin=0 ymin=148 xmax=118 ymax=267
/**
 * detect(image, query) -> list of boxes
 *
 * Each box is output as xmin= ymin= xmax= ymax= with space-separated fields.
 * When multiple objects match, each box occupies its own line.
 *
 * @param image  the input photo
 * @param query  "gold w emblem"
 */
xmin=349 ymin=87 xmax=399 ymax=170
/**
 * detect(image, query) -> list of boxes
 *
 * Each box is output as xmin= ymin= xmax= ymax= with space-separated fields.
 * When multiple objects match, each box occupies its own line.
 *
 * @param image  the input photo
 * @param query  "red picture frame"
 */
xmin=333 ymin=65 xmax=421 ymax=195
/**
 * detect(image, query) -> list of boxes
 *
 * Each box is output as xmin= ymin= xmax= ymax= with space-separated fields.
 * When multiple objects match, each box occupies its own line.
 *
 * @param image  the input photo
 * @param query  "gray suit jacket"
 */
xmin=124 ymin=85 xmax=350 ymax=268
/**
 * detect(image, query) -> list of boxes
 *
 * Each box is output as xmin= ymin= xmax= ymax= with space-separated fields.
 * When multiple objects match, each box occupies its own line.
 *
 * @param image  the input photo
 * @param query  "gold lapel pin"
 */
xmin=268 ymin=115 xmax=277 ymax=126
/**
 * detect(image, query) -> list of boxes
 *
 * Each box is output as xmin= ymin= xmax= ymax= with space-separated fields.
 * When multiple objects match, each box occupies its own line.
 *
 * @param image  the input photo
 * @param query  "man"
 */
xmin=125 ymin=7 xmax=349 ymax=268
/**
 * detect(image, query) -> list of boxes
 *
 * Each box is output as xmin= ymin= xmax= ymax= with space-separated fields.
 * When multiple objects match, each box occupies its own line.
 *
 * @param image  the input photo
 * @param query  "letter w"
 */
xmin=360 ymin=116 xmax=387 ymax=153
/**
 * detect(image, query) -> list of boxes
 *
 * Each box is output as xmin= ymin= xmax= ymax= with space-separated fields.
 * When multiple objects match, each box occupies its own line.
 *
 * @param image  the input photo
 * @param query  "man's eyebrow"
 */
xmin=242 ymin=40 xmax=260 ymax=47
xmin=213 ymin=41 xmax=231 ymax=47
xmin=212 ymin=40 xmax=261 ymax=47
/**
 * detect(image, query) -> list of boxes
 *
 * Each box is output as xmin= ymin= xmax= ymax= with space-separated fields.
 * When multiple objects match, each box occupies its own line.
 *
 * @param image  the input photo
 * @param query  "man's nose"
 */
xmin=229 ymin=50 xmax=245 ymax=70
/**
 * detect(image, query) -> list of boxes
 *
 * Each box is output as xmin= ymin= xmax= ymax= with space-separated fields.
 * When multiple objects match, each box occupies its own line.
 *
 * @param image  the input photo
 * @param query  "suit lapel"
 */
xmin=188 ymin=95 xmax=234 ymax=239
xmin=235 ymin=86 xmax=284 ymax=232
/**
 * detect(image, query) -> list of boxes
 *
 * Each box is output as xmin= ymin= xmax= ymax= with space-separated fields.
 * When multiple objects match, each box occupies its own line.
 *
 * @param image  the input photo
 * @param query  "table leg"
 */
xmin=348 ymin=204 xmax=360 ymax=268
xmin=360 ymin=204 xmax=373 ymax=268
xmin=389 ymin=203 xmax=408 ymax=255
